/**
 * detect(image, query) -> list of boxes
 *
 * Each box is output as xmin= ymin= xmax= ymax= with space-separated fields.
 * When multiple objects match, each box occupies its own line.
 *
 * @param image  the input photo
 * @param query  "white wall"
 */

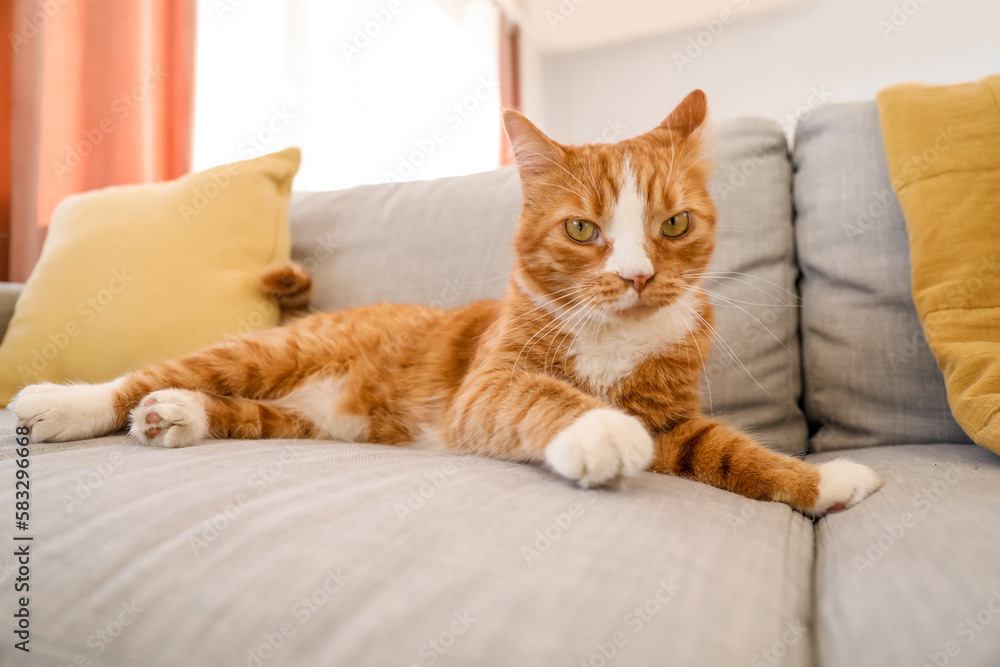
xmin=519 ymin=37 xmax=548 ymax=133
xmin=540 ymin=0 xmax=1000 ymax=143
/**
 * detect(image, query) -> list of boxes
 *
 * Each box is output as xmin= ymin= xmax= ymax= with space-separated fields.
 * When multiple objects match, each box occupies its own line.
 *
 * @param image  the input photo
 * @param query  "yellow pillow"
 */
xmin=0 ymin=148 xmax=300 ymax=405
xmin=877 ymin=76 xmax=1000 ymax=455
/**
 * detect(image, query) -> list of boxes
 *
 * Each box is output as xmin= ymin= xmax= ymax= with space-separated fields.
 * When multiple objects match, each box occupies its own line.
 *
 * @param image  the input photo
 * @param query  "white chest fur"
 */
xmin=268 ymin=376 xmax=369 ymax=442
xmin=569 ymin=291 xmax=702 ymax=393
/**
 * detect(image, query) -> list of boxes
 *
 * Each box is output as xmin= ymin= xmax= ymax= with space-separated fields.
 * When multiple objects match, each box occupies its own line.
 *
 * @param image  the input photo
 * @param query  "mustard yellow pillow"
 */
xmin=877 ymin=77 xmax=1000 ymax=455
xmin=0 ymin=148 xmax=300 ymax=405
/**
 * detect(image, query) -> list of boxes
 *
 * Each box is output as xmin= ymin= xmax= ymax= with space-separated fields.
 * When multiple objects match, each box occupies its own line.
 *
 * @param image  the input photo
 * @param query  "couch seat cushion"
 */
xmin=810 ymin=444 xmax=1000 ymax=667
xmin=1 ymin=426 xmax=815 ymax=667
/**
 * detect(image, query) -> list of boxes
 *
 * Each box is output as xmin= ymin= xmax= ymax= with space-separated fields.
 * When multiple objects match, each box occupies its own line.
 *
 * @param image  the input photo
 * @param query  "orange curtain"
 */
xmin=498 ymin=12 xmax=521 ymax=167
xmin=5 ymin=0 xmax=196 ymax=282
xmin=0 ymin=3 xmax=12 ymax=282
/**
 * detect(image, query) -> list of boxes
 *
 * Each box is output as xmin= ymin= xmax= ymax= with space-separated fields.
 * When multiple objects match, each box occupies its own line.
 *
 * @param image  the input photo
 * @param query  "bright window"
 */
xmin=193 ymin=0 xmax=501 ymax=191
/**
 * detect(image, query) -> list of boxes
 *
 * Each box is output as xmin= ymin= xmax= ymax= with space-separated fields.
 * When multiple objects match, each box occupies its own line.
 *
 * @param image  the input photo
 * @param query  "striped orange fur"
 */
xmin=11 ymin=90 xmax=882 ymax=516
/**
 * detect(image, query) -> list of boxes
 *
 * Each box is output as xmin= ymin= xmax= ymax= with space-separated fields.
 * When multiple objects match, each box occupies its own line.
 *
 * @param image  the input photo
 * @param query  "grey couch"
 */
xmin=2 ymin=101 xmax=999 ymax=667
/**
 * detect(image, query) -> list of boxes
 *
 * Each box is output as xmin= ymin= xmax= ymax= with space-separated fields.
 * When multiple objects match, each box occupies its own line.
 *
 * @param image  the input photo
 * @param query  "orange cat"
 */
xmin=11 ymin=91 xmax=881 ymax=516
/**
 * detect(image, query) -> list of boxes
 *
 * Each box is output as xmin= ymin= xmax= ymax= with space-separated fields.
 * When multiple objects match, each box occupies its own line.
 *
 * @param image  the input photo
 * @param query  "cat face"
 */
xmin=504 ymin=90 xmax=715 ymax=321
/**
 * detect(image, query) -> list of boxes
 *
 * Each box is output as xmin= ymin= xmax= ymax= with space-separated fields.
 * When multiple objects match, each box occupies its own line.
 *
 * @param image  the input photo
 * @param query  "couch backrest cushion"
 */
xmin=703 ymin=120 xmax=807 ymax=453
xmin=288 ymin=120 xmax=806 ymax=453
xmin=793 ymin=101 xmax=972 ymax=451
xmin=290 ymin=168 xmax=522 ymax=311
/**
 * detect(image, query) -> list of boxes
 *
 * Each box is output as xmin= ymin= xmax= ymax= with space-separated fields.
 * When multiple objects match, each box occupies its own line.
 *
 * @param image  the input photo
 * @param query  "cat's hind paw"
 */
xmin=129 ymin=390 xmax=208 ymax=448
xmin=545 ymin=408 xmax=654 ymax=488
xmin=10 ymin=381 xmax=120 ymax=442
xmin=806 ymin=459 xmax=883 ymax=517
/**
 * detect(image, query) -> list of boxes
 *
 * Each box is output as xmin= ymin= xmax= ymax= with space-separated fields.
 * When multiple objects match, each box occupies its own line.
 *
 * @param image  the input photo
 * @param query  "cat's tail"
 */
xmin=260 ymin=261 xmax=313 ymax=323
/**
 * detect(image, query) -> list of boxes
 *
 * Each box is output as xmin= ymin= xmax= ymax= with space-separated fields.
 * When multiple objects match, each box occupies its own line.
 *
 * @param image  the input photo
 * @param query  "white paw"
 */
xmin=129 ymin=390 xmax=208 ymax=448
xmin=545 ymin=409 xmax=654 ymax=488
xmin=10 ymin=381 xmax=121 ymax=442
xmin=807 ymin=459 xmax=883 ymax=517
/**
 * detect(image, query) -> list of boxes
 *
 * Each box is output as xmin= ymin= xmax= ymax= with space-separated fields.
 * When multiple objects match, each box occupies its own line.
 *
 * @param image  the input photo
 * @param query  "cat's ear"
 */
xmin=503 ymin=109 xmax=565 ymax=179
xmin=658 ymin=89 xmax=708 ymax=136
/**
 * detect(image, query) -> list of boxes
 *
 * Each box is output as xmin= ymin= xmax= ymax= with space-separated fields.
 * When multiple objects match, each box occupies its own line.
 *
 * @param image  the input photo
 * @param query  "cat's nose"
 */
xmin=621 ymin=272 xmax=653 ymax=294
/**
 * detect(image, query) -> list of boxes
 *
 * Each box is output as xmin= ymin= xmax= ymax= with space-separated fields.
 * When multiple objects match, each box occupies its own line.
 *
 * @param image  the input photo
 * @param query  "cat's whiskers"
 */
xmin=685 ymin=285 xmax=798 ymax=308
xmin=682 ymin=286 xmax=793 ymax=353
xmin=502 ymin=284 xmax=593 ymax=330
xmin=682 ymin=271 xmax=800 ymax=302
xmin=511 ymin=295 xmax=594 ymax=382
xmin=496 ymin=283 xmax=592 ymax=330
xmin=473 ymin=288 xmax=580 ymax=342
xmin=679 ymin=299 xmax=771 ymax=396
xmin=591 ymin=308 xmax=609 ymax=346
xmin=539 ymin=308 xmax=578 ymax=375
xmin=677 ymin=299 xmax=745 ymax=380
xmin=538 ymin=180 xmax=590 ymax=202
xmin=542 ymin=304 xmax=578 ymax=374
xmin=671 ymin=304 xmax=713 ymax=417
xmin=457 ymin=271 xmax=512 ymax=286
xmin=677 ymin=299 xmax=739 ymax=364
xmin=546 ymin=298 xmax=603 ymax=374
xmin=509 ymin=293 xmax=589 ymax=379
xmin=519 ymin=148 xmax=591 ymax=199
xmin=572 ymin=300 xmax=606 ymax=356
xmin=670 ymin=308 xmax=715 ymax=417
xmin=524 ymin=296 xmax=595 ymax=368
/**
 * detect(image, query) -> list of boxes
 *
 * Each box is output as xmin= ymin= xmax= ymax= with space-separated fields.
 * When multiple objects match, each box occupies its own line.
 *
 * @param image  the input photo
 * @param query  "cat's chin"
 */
xmin=614 ymin=301 xmax=660 ymax=320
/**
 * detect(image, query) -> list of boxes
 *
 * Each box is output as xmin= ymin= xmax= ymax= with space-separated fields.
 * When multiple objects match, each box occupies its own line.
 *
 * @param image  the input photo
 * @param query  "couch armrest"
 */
xmin=0 ymin=282 xmax=24 ymax=343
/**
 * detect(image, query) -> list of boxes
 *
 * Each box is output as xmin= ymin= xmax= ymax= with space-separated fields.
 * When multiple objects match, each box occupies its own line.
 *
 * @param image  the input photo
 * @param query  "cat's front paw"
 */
xmin=806 ymin=459 xmax=883 ymax=517
xmin=129 ymin=390 xmax=208 ymax=448
xmin=10 ymin=382 xmax=119 ymax=442
xmin=545 ymin=408 xmax=654 ymax=488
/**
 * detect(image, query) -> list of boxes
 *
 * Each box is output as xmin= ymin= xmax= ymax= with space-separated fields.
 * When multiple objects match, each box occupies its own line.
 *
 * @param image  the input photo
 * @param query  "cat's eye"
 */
xmin=661 ymin=211 xmax=691 ymax=238
xmin=565 ymin=219 xmax=597 ymax=243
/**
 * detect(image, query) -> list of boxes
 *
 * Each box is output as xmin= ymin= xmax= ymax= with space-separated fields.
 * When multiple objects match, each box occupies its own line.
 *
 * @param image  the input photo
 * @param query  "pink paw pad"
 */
xmin=142 ymin=399 xmax=162 ymax=438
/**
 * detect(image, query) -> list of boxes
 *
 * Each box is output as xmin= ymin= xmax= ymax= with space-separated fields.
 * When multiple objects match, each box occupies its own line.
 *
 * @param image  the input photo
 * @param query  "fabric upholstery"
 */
xmin=289 ymin=120 xmax=806 ymax=453
xmin=793 ymin=101 xmax=971 ymax=450
xmin=704 ymin=119 xmax=806 ymax=453
xmin=289 ymin=168 xmax=522 ymax=313
xmin=877 ymin=76 xmax=1000 ymax=456
xmin=0 ymin=148 xmax=300 ymax=406
xmin=0 ymin=426 xmax=814 ymax=667
xmin=810 ymin=444 xmax=1000 ymax=667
